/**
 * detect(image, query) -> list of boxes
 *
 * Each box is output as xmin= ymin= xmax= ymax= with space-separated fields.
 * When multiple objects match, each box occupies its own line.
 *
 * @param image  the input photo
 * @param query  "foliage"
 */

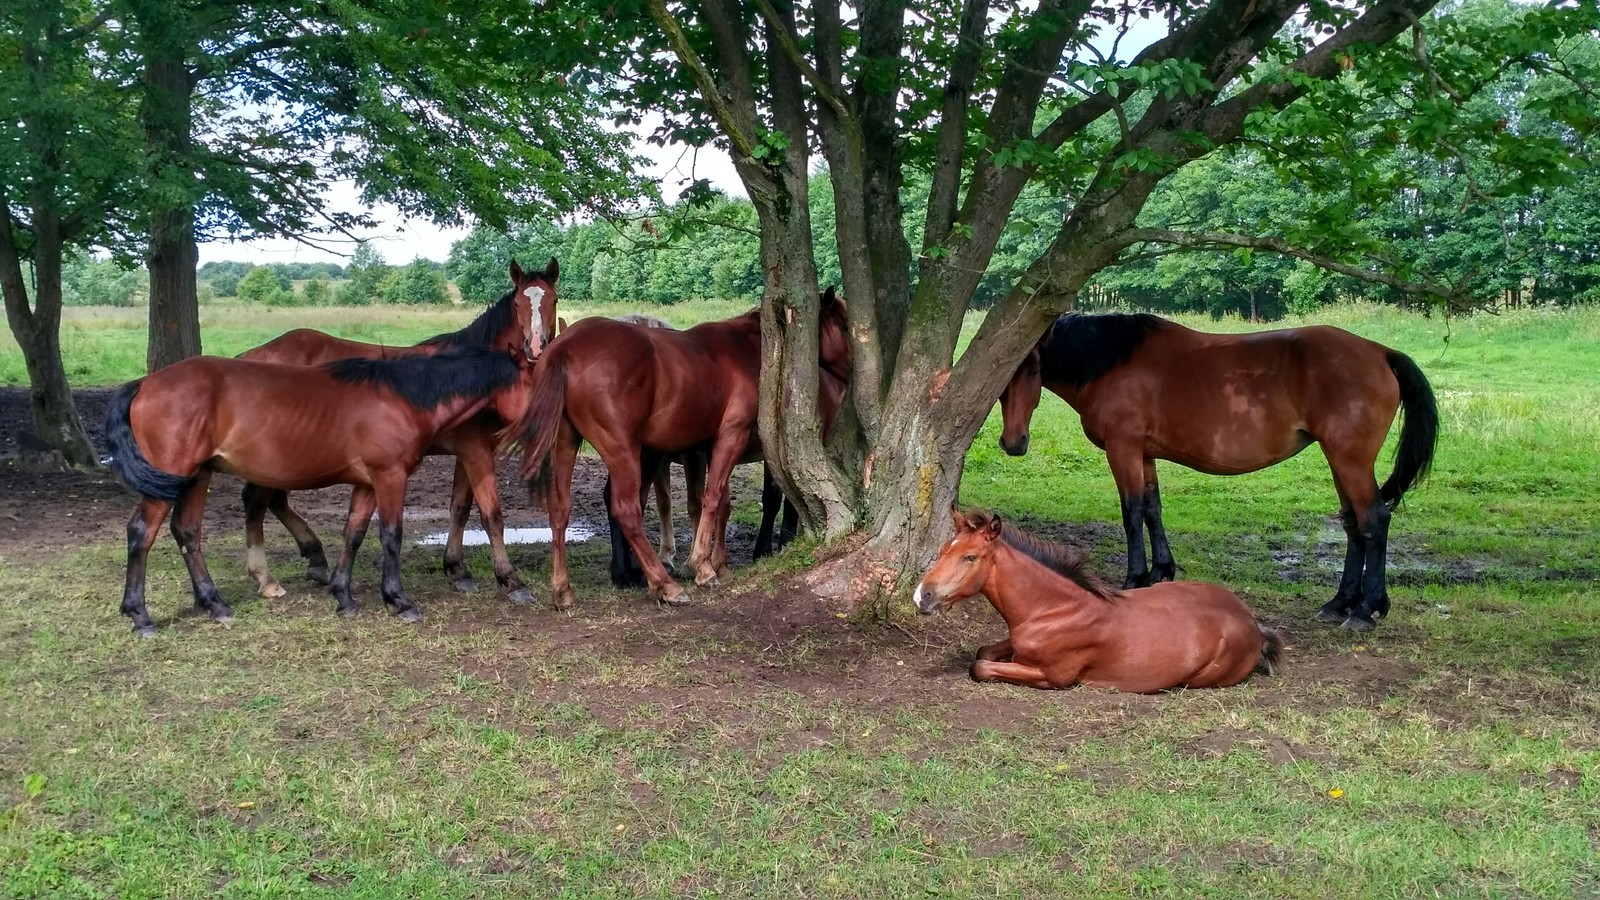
xmin=379 ymin=258 xmax=448 ymax=305
xmin=60 ymin=253 xmax=146 ymax=308
xmin=335 ymin=241 xmax=389 ymax=306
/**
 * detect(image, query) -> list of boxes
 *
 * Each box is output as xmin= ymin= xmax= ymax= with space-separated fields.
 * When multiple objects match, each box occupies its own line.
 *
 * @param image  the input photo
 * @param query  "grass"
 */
xmin=2 ymin=301 xmax=1599 ymax=897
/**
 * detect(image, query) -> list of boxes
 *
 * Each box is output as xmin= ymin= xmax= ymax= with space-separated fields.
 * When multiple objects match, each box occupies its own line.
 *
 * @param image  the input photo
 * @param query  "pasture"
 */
xmin=1 ymin=301 xmax=1597 ymax=898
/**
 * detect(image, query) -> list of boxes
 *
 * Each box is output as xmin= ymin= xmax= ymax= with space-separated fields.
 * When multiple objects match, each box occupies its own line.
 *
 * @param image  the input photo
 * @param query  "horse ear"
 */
xmin=950 ymin=508 xmax=967 ymax=532
xmin=982 ymin=511 xmax=1003 ymax=538
xmin=545 ymin=257 xmax=560 ymax=284
xmin=509 ymin=259 xmax=525 ymax=283
xmin=557 ymin=316 xmax=569 ymax=334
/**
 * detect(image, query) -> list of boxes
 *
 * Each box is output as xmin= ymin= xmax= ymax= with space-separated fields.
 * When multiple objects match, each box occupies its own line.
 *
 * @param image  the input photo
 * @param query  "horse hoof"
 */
xmin=658 ymin=591 xmax=693 ymax=608
xmin=453 ymin=577 xmax=480 ymax=594
xmin=336 ymin=606 xmax=359 ymax=619
xmin=135 ymin=626 xmax=158 ymax=639
xmin=1341 ymin=613 xmax=1377 ymax=633
xmin=259 ymin=583 xmax=286 ymax=599
xmin=1315 ymin=600 xmax=1352 ymax=624
xmin=507 ymin=588 xmax=535 ymax=605
xmin=213 ymin=614 xmax=235 ymax=627
xmin=397 ymin=608 xmax=423 ymax=624
xmin=306 ymin=566 xmax=332 ymax=586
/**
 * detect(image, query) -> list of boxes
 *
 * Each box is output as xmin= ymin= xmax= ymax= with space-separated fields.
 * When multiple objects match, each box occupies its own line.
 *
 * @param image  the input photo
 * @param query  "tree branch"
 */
xmin=1119 ymin=227 xmax=1473 ymax=306
xmin=751 ymin=0 xmax=855 ymax=135
xmin=643 ymin=0 xmax=759 ymax=160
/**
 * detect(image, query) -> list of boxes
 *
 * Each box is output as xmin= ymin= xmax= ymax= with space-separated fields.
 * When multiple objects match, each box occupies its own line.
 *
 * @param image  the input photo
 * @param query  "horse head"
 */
xmin=818 ymin=286 xmax=852 ymax=383
xmin=914 ymin=508 xmax=1003 ymax=615
xmin=998 ymin=331 xmax=1049 ymax=457
xmin=509 ymin=257 xmax=561 ymax=362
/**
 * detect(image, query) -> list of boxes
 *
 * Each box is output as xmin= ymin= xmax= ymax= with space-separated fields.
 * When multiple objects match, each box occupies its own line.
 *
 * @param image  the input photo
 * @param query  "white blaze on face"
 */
xmin=912 ymin=582 xmax=927 ymax=612
xmin=522 ymin=285 xmax=546 ymax=351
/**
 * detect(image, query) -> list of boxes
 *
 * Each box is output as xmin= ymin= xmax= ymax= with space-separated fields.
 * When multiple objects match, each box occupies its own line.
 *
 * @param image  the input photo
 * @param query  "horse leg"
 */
xmin=459 ymin=439 xmax=532 ymax=604
xmin=779 ymin=499 xmax=799 ymax=552
xmin=970 ymin=659 xmax=1060 ymax=690
xmin=1322 ymin=451 xmax=1391 ymax=631
xmin=443 ymin=457 xmax=479 ymax=593
xmin=242 ymin=483 xmax=285 ymax=598
xmin=603 ymin=475 xmax=646 ymax=589
xmin=329 ymin=485 xmax=377 ymax=617
xmin=602 ymin=445 xmax=689 ymax=605
xmin=1107 ymin=444 xmax=1152 ymax=589
xmin=1142 ymin=461 xmax=1177 ymax=583
xmin=121 ymin=498 xmax=173 ymax=638
xmin=688 ymin=433 xmax=748 ymax=587
xmin=685 ymin=453 xmax=705 ymax=558
xmin=170 ymin=470 xmax=233 ymax=624
xmin=374 ymin=473 xmax=422 ymax=624
xmin=546 ymin=428 xmax=581 ymax=611
xmin=654 ymin=462 xmax=676 ymax=572
xmin=753 ymin=465 xmax=782 ymax=559
xmin=266 ymin=489 xmax=330 ymax=584
xmin=975 ymin=636 xmax=1015 ymax=662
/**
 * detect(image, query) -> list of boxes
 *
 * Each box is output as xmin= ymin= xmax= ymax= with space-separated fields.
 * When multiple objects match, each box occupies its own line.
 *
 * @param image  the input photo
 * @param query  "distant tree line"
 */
xmin=197 ymin=243 xmax=447 ymax=306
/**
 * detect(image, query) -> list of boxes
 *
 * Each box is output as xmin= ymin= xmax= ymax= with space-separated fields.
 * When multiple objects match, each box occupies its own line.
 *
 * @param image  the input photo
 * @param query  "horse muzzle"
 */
xmin=1000 ymin=432 xmax=1029 ymax=457
xmin=912 ymin=583 xmax=943 ymax=616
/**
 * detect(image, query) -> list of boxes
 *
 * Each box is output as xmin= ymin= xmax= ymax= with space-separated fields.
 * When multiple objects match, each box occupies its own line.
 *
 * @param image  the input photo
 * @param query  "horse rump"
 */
xmin=103 ymin=381 xmax=191 ymax=502
xmin=506 ymin=350 xmax=570 ymax=496
xmin=1380 ymin=349 xmax=1439 ymax=511
xmin=1254 ymin=621 xmax=1285 ymax=677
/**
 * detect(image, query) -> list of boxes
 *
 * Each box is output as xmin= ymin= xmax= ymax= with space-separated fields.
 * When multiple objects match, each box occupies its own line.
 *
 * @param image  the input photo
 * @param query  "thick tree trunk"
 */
xmin=139 ymin=25 xmax=201 ymax=372
xmin=0 ymin=208 xmax=97 ymax=467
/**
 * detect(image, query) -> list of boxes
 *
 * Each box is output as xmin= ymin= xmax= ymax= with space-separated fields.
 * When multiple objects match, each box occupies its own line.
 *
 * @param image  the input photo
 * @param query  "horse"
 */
xmin=513 ymin=288 xmax=852 ymax=609
xmin=914 ymin=509 xmax=1283 ymax=692
xmin=236 ymin=258 xmax=558 ymax=603
xmin=599 ymin=314 xmax=848 ymax=587
xmin=103 ymin=348 xmax=535 ymax=637
xmin=996 ymin=313 xmax=1437 ymax=632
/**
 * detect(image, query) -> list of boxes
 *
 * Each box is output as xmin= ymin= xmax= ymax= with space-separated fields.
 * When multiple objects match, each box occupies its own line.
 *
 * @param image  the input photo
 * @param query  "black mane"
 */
xmin=419 ymin=288 xmax=519 ymax=351
xmin=326 ymin=347 xmax=520 ymax=409
xmin=989 ymin=515 xmax=1120 ymax=601
xmin=1039 ymin=312 xmax=1168 ymax=388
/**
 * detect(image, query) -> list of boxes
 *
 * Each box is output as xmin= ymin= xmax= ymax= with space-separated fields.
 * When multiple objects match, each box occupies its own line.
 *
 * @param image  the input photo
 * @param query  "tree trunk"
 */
xmin=0 ymin=207 xmax=98 ymax=467
xmin=138 ymin=20 xmax=201 ymax=372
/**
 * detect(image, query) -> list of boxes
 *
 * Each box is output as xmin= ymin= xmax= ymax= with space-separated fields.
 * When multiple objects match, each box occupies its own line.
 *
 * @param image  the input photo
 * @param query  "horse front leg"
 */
xmin=121 ymin=498 xmax=173 ymax=638
xmin=546 ymin=428 xmax=581 ymax=611
xmin=266 ymin=488 xmax=329 ymax=585
xmin=442 ymin=456 xmax=479 ymax=593
xmin=329 ymin=485 xmax=377 ymax=617
xmin=171 ymin=470 xmax=233 ymax=624
xmin=458 ymin=433 xmax=532 ymax=604
xmin=970 ymin=659 xmax=1062 ymax=690
xmin=374 ymin=473 xmax=422 ymax=623
xmin=1142 ymin=461 xmax=1177 ymax=583
xmin=975 ymin=636 xmax=1015 ymax=662
xmin=1107 ymin=444 xmax=1152 ymax=589
xmin=242 ymin=483 xmax=285 ymax=598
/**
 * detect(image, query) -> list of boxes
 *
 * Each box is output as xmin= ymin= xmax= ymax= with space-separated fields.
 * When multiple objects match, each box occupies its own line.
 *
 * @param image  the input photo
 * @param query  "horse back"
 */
xmin=240 ymin=328 xmax=419 ymax=366
xmin=1088 ymin=581 xmax=1266 ymax=690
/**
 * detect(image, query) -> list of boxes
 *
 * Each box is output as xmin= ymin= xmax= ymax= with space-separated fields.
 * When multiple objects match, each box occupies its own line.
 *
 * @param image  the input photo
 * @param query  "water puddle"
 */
xmin=417 ymin=525 xmax=596 ymax=546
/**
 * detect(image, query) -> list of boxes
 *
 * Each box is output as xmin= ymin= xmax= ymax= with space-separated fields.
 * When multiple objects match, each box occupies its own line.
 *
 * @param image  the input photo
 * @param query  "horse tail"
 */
xmin=1254 ymin=622 xmax=1285 ymax=677
xmin=103 ymin=381 xmax=191 ymax=502
xmin=510 ymin=350 xmax=569 ymax=497
xmin=1380 ymin=349 xmax=1438 ymax=511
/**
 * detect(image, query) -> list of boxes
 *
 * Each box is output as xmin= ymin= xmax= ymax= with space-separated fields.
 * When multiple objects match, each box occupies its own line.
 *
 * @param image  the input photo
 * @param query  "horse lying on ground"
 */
xmin=914 ymin=509 xmax=1283 ymax=693
xmin=997 ymin=313 xmax=1437 ymax=631
xmin=235 ymin=259 xmax=558 ymax=603
xmin=104 ymin=348 xmax=532 ymax=636
xmin=514 ymin=289 xmax=851 ymax=609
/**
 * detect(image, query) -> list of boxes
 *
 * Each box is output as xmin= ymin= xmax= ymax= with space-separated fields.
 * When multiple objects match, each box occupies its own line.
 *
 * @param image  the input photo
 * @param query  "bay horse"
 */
xmin=103 ymin=348 xmax=534 ymax=636
xmin=599 ymin=314 xmax=848 ymax=587
xmin=997 ymin=313 xmax=1437 ymax=632
xmin=237 ymin=258 xmax=558 ymax=603
xmin=513 ymin=288 xmax=852 ymax=609
xmin=915 ymin=509 xmax=1282 ymax=692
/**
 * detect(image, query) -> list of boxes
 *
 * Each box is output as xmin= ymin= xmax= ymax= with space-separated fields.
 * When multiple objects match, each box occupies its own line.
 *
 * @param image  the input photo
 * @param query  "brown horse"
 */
xmin=237 ymin=258 xmax=558 ymax=603
xmin=997 ymin=313 xmax=1438 ymax=632
xmin=600 ymin=313 xmax=849 ymax=587
xmin=514 ymin=289 xmax=852 ymax=609
xmin=103 ymin=348 xmax=534 ymax=636
xmin=915 ymin=509 xmax=1282 ymax=692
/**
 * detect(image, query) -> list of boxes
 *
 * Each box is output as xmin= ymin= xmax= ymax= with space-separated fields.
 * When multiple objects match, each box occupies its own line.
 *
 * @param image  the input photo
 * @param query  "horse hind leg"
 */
xmin=1107 ymin=444 xmax=1153 ymax=589
xmin=266 ymin=488 xmax=330 ymax=585
xmin=374 ymin=473 xmax=423 ymax=624
xmin=545 ymin=427 xmax=582 ymax=611
xmin=242 ymin=483 xmax=285 ymax=598
xmin=1321 ymin=448 xmax=1391 ymax=631
xmin=654 ymin=463 xmax=676 ymax=572
xmin=603 ymin=475 xmax=647 ymax=589
xmin=121 ymin=498 xmax=173 ymax=638
xmin=1142 ymin=461 xmax=1177 ymax=583
xmin=442 ymin=457 xmax=479 ymax=593
xmin=172 ymin=470 xmax=233 ymax=624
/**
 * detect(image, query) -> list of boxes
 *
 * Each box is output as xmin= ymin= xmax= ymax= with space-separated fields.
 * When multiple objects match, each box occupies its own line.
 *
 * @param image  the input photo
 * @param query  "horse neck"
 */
xmin=420 ymin=390 xmax=495 ymax=436
xmin=980 ymin=541 xmax=1110 ymax=630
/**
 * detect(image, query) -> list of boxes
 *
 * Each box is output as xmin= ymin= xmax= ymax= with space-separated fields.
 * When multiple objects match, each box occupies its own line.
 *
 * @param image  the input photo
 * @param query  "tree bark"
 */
xmin=138 ymin=13 xmax=202 ymax=372
xmin=0 ymin=205 xmax=98 ymax=467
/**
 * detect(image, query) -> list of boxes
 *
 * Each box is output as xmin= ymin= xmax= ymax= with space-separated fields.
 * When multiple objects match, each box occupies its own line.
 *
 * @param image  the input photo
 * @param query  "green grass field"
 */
xmin=1 ymin=301 xmax=1597 ymax=898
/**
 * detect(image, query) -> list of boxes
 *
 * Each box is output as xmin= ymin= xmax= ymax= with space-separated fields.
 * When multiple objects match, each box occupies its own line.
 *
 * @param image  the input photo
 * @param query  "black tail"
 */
xmin=1380 ymin=350 xmax=1438 ymax=510
xmin=1254 ymin=622 xmax=1285 ymax=677
xmin=509 ymin=350 xmax=570 ymax=499
xmin=103 ymin=381 xmax=191 ymax=501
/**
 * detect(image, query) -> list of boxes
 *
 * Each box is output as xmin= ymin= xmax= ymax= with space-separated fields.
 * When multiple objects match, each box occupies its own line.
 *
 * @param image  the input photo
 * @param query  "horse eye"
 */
xmin=962 ymin=554 xmax=978 ymax=562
